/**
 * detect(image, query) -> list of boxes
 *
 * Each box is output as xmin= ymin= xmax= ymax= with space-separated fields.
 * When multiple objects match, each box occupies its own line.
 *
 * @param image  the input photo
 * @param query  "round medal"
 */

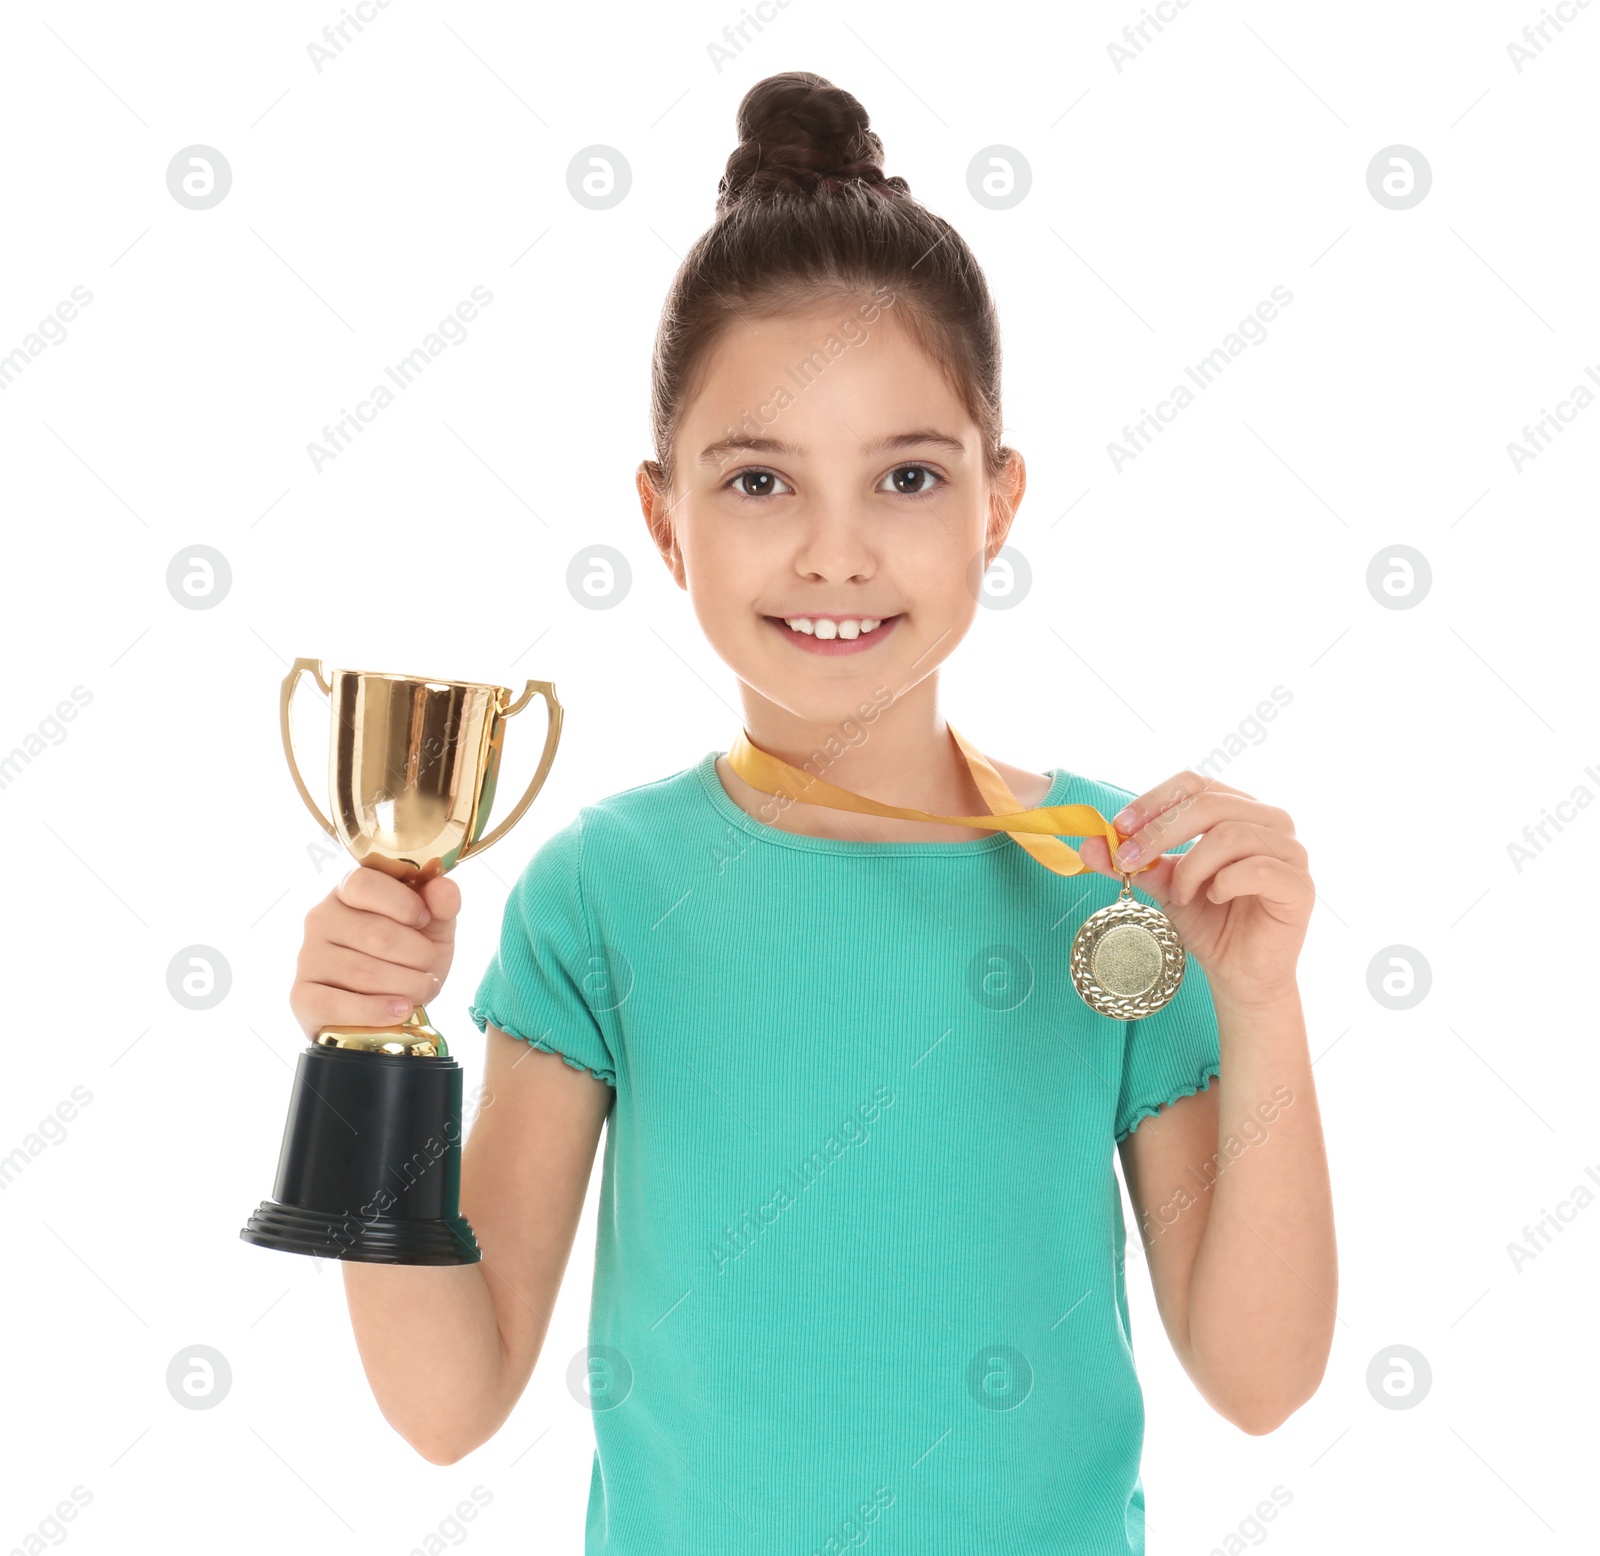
xmin=1069 ymin=872 xmax=1186 ymax=1019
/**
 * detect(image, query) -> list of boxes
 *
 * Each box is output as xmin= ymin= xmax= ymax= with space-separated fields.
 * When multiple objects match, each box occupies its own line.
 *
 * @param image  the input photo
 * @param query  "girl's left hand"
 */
xmin=1074 ymin=772 xmax=1313 ymax=1010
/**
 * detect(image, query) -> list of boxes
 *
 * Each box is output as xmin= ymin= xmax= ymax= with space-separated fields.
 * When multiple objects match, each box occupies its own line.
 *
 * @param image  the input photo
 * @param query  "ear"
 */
xmin=637 ymin=460 xmax=686 ymax=589
xmin=984 ymin=446 xmax=1027 ymax=563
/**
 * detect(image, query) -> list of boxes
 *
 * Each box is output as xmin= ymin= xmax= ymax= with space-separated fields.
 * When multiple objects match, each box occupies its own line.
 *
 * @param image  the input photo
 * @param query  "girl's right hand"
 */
xmin=290 ymin=868 xmax=464 ymax=1043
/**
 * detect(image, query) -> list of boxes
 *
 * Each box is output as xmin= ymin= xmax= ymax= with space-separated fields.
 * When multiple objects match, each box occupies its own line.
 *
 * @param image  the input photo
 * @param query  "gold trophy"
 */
xmin=240 ymin=659 xmax=562 ymax=1264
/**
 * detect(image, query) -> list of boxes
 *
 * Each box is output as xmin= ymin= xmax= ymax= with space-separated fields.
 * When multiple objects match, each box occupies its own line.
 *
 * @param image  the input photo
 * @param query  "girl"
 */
xmin=293 ymin=71 xmax=1335 ymax=1555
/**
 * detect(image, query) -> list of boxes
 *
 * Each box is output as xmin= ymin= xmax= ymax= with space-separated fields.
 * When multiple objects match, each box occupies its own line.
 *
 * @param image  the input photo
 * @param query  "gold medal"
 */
xmin=1069 ymin=870 xmax=1185 ymax=1019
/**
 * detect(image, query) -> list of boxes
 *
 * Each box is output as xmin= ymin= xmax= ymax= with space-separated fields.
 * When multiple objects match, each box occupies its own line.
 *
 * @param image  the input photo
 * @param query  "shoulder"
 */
xmin=539 ymin=753 xmax=722 ymax=886
xmin=507 ymin=754 xmax=711 ymax=888
xmin=579 ymin=753 xmax=711 ymax=837
xmin=1059 ymin=768 xmax=1138 ymax=815
xmin=987 ymin=757 xmax=1055 ymax=808
xmin=991 ymin=756 xmax=1137 ymax=817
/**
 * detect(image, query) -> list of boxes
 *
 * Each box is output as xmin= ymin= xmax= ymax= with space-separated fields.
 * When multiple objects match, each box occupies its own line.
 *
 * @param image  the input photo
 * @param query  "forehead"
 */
xmin=680 ymin=301 xmax=971 ymax=446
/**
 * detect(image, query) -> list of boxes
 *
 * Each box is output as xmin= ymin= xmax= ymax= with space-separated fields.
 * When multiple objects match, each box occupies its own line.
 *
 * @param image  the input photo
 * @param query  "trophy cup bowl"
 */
xmin=240 ymin=658 xmax=562 ymax=1264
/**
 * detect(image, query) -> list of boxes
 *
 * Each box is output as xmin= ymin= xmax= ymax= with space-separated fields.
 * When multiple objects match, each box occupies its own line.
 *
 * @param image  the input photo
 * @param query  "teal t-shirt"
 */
xmin=469 ymin=749 xmax=1221 ymax=1555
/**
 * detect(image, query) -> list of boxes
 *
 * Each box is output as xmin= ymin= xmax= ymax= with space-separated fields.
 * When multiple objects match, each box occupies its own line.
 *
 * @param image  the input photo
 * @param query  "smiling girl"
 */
xmin=298 ymin=70 xmax=1336 ymax=1556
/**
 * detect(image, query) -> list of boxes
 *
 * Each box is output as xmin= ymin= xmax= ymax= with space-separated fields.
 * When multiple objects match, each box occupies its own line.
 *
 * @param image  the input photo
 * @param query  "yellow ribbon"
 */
xmin=725 ymin=724 xmax=1144 ymax=881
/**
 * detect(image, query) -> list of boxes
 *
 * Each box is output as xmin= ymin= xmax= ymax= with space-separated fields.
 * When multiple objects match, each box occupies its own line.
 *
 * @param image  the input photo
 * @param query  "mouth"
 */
xmin=763 ymin=614 xmax=902 ymax=656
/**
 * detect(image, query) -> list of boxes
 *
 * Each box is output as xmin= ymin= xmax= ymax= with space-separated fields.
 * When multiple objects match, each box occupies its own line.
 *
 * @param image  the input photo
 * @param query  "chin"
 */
xmin=719 ymin=648 xmax=878 ymax=719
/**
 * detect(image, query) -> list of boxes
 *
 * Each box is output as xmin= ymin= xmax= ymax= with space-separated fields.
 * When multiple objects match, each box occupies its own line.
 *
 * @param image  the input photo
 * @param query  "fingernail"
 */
xmin=1115 ymin=841 xmax=1141 ymax=867
xmin=1113 ymin=808 xmax=1137 ymax=834
xmin=417 ymin=908 xmax=431 ymax=927
xmin=388 ymin=998 xmax=412 ymax=1017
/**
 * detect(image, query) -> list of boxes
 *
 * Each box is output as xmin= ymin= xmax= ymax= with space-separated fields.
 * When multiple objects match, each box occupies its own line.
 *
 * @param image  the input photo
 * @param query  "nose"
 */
xmin=790 ymin=499 xmax=877 ymax=585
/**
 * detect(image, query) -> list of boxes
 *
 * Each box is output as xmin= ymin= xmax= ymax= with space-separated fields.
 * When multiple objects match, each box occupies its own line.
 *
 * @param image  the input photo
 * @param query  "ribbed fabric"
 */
xmin=469 ymin=749 xmax=1221 ymax=1555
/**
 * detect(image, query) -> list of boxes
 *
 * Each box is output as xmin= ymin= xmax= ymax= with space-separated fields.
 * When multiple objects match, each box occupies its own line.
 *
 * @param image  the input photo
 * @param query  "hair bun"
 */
xmin=717 ymin=71 xmax=911 ymax=213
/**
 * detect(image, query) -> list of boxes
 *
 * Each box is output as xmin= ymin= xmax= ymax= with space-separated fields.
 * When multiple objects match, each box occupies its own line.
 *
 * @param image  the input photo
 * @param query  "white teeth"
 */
xmin=782 ymin=616 xmax=883 ymax=639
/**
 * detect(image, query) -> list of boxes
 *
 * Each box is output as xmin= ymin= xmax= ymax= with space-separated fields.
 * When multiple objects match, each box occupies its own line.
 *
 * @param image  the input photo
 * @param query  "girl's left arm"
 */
xmin=1083 ymin=772 xmax=1337 ymax=1434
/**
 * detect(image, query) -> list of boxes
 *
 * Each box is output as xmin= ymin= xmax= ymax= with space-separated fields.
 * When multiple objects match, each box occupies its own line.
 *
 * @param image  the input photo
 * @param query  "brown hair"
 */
xmin=642 ymin=70 xmax=1013 ymax=501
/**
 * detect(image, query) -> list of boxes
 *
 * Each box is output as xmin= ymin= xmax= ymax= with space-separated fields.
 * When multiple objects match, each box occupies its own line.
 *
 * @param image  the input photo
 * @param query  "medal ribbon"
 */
xmin=725 ymin=724 xmax=1147 ymax=882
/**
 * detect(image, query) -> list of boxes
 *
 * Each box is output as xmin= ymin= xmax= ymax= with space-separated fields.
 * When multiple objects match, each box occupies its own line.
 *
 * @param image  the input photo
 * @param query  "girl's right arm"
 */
xmin=290 ymin=867 xmax=613 ymax=1466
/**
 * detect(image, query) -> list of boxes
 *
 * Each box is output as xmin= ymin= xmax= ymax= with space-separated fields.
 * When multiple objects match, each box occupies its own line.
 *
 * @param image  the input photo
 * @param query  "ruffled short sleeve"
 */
xmin=468 ymin=813 xmax=617 ymax=1088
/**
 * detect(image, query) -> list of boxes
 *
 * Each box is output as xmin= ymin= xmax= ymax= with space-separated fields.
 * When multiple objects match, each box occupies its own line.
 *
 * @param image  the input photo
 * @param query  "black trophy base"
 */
xmin=240 ymin=1042 xmax=482 ymax=1266
xmin=241 ymin=1200 xmax=478 ymax=1264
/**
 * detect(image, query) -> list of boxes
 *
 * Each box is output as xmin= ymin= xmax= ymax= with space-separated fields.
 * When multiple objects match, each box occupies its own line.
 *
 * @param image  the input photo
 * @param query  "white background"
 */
xmin=2 ymin=2 xmax=1595 ymax=1552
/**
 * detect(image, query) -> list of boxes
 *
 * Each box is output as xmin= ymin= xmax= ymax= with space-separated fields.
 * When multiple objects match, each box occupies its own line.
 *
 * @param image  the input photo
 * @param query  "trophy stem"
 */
xmin=312 ymin=1003 xmax=449 ymax=1058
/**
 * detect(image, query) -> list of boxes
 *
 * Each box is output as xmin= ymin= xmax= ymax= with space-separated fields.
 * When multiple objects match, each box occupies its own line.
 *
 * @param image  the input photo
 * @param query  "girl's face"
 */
xmin=643 ymin=298 xmax=1026 ymax=726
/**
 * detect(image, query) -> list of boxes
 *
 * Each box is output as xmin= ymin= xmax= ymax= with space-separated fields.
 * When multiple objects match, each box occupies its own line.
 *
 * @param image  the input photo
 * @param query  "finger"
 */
xmin=417 ymin=874 xmax=462 ymax=925
xmin=1112 ymin=770 xmax=1257 ymax=837
xmin=1123 ymin=853 xmax=1178 ymax=905
xmin=1076 ymin=833 xmax=1179 ymax=902
xmin=1113 ymin=792 xmax=1289 ymax=869
xmin=304 ymin=944 xmax=443 ymax=1003
xmin=1076 ymin=833 xmax=1117 ymax=875
xmin=296 ymin=986 xmax=429 ymax=1035
xmin=1206 ymin=856 xmax=1312 ymax=912
xmin=319 ymin=902 xmax=438 ymax=970
xmin=1167 ymin=821 xmax=1307 ymax=907
xmin=336 ymin=865 xmax=432 ymax=928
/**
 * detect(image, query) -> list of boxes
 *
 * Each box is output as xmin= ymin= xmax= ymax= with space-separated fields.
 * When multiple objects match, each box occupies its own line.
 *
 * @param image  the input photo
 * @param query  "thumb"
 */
xmin=1075 ymin=833 xmax=1119 ymax=878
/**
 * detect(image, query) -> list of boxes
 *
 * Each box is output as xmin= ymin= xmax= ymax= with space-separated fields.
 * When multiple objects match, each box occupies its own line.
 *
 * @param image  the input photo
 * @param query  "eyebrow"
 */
xmin=697 ymin=428 xmax=967 ymax=466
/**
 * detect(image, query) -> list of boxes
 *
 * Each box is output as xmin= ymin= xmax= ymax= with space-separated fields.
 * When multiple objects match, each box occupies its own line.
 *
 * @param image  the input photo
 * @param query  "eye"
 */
xmin=879 ymin=463 xmax=945 ymax=497
xmin=724 ymin=467 xmax=792 ymax=499
xmin=722 ymin=464 xmax=946 ymax=500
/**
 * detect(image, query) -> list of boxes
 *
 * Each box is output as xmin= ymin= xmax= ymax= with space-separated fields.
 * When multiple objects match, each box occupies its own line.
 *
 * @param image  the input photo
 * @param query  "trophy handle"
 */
xmin=461 ymin=681 xmax=564 ymax=861
xmin=280 ymin=657 xmax=336 ymax=839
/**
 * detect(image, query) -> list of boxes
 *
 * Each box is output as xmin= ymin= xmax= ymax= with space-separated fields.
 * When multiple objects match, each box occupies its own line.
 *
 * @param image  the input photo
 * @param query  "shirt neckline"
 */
xmin=696 ymin=748 xmax=1073 ymax=859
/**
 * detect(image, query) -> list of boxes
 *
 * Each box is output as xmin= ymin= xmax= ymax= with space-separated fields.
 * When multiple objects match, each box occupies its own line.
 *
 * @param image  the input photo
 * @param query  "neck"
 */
xmin=735 ymin=673 xmax=981 ymax=817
